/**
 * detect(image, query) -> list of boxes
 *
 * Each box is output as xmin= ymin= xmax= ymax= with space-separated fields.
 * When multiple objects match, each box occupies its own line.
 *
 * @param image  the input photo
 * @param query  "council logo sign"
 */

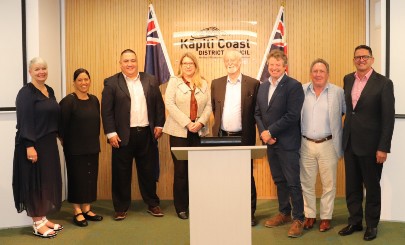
xmin=173 ymin=26 xmax=256 ymax=58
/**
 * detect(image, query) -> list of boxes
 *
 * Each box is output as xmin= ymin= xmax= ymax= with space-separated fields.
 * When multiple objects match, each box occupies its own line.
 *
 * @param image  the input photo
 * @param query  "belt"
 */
xmin=131 ymin=126 xmax=149 ymax=132
xmin=221 ymin=129 xmax=242 ymax=137
xmin=303 ymin=135 xmax=332 ymax=143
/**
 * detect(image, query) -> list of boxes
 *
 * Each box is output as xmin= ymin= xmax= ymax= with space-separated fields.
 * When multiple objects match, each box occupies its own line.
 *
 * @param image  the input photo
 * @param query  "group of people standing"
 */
xmin=255 ymin=45 xmax=394 ymax=241
xmin=12 ymin=45 xmax=394 ymax=242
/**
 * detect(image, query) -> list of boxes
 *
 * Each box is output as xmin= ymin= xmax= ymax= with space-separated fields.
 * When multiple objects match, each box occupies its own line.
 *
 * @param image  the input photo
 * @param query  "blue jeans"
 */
xmin=267 ymin=146 xmax=304 ymax=221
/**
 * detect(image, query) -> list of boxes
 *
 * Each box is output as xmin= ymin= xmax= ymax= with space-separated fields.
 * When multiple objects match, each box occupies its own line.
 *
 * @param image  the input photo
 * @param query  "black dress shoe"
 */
xmin=177 ymin=211 xmax=188 ymax=219
xmin=73 ymin=213 xmax=88 ymax=227
xmin=83 ymin=210 xmax=103 ymax=221
xmin=251 ymin=216 xmax=257 ymax=227
xmin=338 ymin=224 xmax=363 ymax=236
xmin=364 ymin=227 xmax=377 ymax=241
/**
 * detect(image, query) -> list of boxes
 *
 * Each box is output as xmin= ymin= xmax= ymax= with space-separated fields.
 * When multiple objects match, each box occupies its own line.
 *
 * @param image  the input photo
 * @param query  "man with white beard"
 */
xmin=211 ymin=49 xmax=260 ymax=226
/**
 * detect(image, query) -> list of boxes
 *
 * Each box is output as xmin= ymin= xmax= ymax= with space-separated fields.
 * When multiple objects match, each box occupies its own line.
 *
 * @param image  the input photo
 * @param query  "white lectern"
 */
xmin=171 ymin=145 xmax=267 ymax=245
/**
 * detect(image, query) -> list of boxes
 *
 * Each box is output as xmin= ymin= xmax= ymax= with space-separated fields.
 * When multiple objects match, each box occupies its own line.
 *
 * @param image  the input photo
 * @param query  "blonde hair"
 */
xmin=177 ymin=52 xmax=204 ymax=88
xmin=29 ymin=57 xmax=47 ymax=70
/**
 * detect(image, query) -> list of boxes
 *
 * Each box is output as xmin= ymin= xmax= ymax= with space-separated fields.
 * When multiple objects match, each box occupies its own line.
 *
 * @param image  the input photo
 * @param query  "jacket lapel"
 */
xmin=268 ymin=75 xmax=286 ymax=109
xmin=355 ymin=70 xmax=376 ymax=109
xmin=118 ymin=73 xmax=131 ymax=99
xmin=241 ymin=75 xmax=247 ymax=116
xmin=195 ymin=81 xmax=207 ymax=94
xmin=218 ymin=78 xmax=227 ymax=112
xmin=346 ymin=74 xmax=355 ymax=112
xmin=327 ymin=83 xmax=335 ymax=123
xmin=139 ymin=73 xmax=150 ymax=98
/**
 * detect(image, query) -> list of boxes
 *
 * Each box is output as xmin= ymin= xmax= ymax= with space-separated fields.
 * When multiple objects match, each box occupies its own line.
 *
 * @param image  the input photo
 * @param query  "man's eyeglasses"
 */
xmin=354 ymin=55 xmax=372 ymax=61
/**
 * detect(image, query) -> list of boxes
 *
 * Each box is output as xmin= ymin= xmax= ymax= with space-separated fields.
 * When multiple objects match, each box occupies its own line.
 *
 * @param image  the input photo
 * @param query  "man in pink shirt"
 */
xmin=339 ymin=45 xmax=395 ymax=241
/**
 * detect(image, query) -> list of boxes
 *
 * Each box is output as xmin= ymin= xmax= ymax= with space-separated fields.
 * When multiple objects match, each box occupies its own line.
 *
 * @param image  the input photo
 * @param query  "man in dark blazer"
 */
xmin=338 ymin=45 xmax=395 ymax=241
xmin=101 ymin=49 xmax=165 ymax=221
xmin=211 ymin=49 xmax=259 ymax=226
xmin=255 ymin=49 xmax=305 ymax=238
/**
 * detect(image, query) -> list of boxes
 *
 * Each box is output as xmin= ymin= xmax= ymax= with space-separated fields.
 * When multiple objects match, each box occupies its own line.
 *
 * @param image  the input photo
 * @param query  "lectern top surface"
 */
xmin=171 ymin=145 xmax=267 ymax=160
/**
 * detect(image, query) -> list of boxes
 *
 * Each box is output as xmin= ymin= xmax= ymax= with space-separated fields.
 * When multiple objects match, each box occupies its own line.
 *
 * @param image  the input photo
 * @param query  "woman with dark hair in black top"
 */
xmin=13 ymin=57 xmax=63 ymax=238
xmin=59 ymin=68 xmax=102 ymax=227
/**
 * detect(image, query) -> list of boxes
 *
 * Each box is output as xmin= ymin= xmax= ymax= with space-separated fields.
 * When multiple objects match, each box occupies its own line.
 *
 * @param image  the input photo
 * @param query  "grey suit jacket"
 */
xmin=301 ymin=82 xmax=346 ymax=157
xmin=101 ymin=72 xmax=165 ymax=146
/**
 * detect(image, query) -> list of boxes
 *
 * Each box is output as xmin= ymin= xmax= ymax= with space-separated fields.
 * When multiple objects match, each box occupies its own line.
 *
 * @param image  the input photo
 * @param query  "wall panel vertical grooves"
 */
xmin=65 ymin=0 xmax=365 ymax=200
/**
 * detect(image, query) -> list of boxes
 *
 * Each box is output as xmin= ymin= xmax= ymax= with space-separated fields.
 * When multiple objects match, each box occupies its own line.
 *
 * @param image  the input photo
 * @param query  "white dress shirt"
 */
xmin=106 ymin=73 xmax=149 ymax=139
xmin=268 ymin=74 xmax=284 ymax=104
xmin=125 ymin=73 xmax=149 ymax=127
xmin=221 ymin=73 xmax=242 ymax=132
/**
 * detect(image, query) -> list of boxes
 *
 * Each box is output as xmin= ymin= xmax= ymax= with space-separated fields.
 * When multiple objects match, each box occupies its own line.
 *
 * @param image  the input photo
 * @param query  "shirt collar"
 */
xmin=227 ymin=73 xmax=242 ymax=84
xmin=307 ymin=82 xmax=329 ymax=93
xmin=123 ymin=72 xmax=140 ymax=82
xmin=354 ymin=68 xmax=373 ymax=80
xmin=268 ymin=73 xmax=285 ymax=86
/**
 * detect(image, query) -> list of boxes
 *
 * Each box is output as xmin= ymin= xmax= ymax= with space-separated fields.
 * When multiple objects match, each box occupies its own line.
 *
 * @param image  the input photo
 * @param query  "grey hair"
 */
xmin=223 ymin=49 xmax=242 ymax=61
xmin=29 ymin=57 xmax=47 ymax=69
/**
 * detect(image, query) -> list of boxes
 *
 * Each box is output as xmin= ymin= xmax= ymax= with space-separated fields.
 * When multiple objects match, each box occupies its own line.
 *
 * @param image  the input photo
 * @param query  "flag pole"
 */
xmin=256 ymin=6 xmax=285 ymax=80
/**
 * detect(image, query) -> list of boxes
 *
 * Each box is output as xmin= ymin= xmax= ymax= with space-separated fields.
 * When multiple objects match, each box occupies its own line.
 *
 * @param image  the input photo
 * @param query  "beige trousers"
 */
xmin=300 ymin=138 xmax=338 ymax=219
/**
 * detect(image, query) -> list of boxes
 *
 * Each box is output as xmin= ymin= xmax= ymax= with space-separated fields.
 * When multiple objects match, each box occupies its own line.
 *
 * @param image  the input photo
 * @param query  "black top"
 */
xmin=15 ymin=83 xmax=60 ymax=147
xmin=59 ymin=93 xmax=100 ymax=155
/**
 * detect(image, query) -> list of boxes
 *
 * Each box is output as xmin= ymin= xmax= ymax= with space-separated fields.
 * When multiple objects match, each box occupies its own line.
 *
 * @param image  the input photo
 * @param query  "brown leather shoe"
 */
xmin=303 ymin=218 xmax=316 ymax=230
xmin=288 ymin=220 xmax=304 ymax=238
xmin=264 ymin=213 xmax=292 ymax=228
xmin=319 ymin=219 xmax=331 ymax=232
xmin=147 ymin=206 xmax=164 ymax=217
xmin=113 ymin=212 xmax=127 ymax=221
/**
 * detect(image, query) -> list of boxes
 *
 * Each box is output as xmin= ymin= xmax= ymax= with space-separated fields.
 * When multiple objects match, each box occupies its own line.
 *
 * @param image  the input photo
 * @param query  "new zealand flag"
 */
xmin=257 ymin=6 xmax=288 ymax=82
xmin=144 ymin=4 xmax=173 ymax=85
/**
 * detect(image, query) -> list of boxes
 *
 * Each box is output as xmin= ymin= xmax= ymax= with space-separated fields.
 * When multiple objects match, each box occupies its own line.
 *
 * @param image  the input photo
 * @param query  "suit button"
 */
xmin=352 ymin=112 xmax=355 ymax=115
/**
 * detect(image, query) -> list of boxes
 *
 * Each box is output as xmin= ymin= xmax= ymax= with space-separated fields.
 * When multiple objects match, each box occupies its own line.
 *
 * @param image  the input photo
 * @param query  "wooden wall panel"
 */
xmin=65 ymin=0 xmax=365 ymax=200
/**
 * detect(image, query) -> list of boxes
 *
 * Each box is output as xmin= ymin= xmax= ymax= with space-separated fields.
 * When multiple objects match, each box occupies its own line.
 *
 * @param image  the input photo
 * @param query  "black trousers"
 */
xmin=111 ymin=127 xmax=160 ymax=212
xmin=169 ymin=132 xmax=200 ymax=213
xmin=344 ymin=143 xmax=383 ymax=228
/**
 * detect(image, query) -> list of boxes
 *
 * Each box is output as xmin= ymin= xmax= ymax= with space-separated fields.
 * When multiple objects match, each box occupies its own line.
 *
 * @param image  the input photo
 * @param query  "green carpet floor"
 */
xmin=1 ymin=198 xmax=404 ymax=244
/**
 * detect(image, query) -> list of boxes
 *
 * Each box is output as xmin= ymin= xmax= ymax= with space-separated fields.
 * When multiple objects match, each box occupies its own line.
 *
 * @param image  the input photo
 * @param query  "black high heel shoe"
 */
xmin=83 ymin=210 xmax=103 ymax=221
xmin=73 ymin=213 xmax=88 ymax=227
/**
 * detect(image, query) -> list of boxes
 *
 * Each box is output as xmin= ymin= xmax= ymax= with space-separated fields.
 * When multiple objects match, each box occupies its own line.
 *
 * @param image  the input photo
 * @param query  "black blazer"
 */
xmin=101 ymin=72 xmax=165 ymax=146
xmin=211 ymin=74 xmax=259 ymax=146
xmin=342 ymin=70 xmax=395 ymax=156
xmin=254 ymin=75 xmax=304 ymax=151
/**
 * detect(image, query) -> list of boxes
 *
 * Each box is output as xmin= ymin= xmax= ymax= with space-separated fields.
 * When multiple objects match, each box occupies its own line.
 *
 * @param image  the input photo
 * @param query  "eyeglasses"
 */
xmin=354 ymin=55 xmax=372 ymax=61
xmin=182 ymin=62 xmax=195 ymax=67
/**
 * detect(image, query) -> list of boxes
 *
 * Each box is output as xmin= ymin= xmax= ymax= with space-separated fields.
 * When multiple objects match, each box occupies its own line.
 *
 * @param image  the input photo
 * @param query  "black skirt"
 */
xmin=65 ymin=153 xmax=99 ymax=203
xmin=12 ymin=133 xmax=62 ymax=217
